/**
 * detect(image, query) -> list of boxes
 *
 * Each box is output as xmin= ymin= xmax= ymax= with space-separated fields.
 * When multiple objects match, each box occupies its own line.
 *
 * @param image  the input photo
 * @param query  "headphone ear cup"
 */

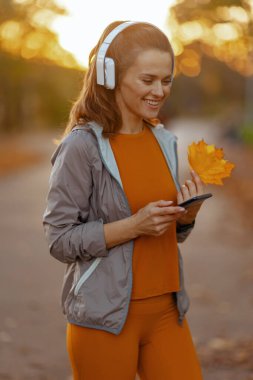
xmin=104 ymin=57 xmax=116 ymax=89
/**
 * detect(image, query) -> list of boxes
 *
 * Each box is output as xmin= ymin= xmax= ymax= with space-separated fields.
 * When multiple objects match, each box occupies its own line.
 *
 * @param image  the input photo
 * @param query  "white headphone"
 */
xmin=96 ymin=21 xmax=174 ymax=90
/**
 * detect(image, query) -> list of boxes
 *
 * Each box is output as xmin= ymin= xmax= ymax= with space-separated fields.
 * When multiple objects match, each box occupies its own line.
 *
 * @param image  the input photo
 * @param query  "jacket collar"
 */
xmin=87 ymin=120 xmax=181 ymax=192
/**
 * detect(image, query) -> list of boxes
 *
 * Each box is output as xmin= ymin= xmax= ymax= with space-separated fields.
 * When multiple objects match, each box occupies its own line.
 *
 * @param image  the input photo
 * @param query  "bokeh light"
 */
xmin=0 ymin=0 xmax=252 ymax=76
xmin=168 ymin=0 xmax=253 ymax=77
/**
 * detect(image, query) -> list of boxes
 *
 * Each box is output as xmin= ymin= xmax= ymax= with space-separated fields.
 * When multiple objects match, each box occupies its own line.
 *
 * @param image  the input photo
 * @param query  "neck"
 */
xmin=116 ymin=92 xmax=145 ymax=134
xmin=118 ymin=108 xmax=145 ymax=134
xmin=119 ymin=121 xmax=144 ymax=134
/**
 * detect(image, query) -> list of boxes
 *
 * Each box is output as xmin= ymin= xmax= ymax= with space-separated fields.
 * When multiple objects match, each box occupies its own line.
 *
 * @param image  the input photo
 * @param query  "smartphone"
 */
xmin=178 ymin=193 xmax=213 ymax=208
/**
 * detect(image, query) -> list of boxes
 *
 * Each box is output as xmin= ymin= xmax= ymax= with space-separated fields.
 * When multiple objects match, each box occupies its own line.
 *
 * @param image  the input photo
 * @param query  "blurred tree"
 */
xmin=165 ymin=0 xmax=253 ymax=143
xmin=167 ymin=0 xmax=253 ymax=77
xmin=0 ymin=51 xmax=82 ymax=133
xmin=0 ymin=0 xmax=77 ymax=67
xmin=0 ymin=0 xmax=81 ymax=134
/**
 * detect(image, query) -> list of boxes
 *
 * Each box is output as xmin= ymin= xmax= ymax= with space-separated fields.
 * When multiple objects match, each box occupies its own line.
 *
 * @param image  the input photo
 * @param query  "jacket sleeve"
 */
xmin=173 ymin=137 xmax=196 ymax=243
xmin=42 ymin=131 xmax=109 ymax=264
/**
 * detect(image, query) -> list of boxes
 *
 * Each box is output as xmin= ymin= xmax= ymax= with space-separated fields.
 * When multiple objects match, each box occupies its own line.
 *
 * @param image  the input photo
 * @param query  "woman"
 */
xmin=43 ymin=20 xmax=205 ymax=380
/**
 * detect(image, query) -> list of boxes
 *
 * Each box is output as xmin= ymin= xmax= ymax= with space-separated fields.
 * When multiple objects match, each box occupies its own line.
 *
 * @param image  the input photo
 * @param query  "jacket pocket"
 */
xmin=73 ymin=257 xmax=103 ymax=297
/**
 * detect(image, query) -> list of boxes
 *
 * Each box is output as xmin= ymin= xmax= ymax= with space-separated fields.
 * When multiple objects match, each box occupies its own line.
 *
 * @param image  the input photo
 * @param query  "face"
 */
xmin=115 ymin=49 xmax=173 ymax=121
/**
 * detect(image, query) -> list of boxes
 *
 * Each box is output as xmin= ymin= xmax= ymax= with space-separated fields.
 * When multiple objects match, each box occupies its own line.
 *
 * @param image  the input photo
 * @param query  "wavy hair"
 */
xmin=61 ymin=20 xmax=174 ymax=140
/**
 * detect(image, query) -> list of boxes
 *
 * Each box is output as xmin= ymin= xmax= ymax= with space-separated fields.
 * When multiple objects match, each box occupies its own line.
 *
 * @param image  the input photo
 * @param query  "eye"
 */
xmin=163 ymin=80 xmax=173 ymax=85
xmin=142 ymin=79 xmax=152 ymax=84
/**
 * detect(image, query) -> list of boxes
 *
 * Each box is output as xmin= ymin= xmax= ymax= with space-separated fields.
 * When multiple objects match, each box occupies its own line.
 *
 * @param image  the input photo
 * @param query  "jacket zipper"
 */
xmin=74 ymin=257 xmax=103 ymax=297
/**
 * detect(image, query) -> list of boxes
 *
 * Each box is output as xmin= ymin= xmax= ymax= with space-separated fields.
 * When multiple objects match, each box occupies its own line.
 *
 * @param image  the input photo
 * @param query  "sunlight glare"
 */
xmin=213 ymin=23 xmax=240 ymax=41
xmin=52 ymin=0 xmax=175 ymax=68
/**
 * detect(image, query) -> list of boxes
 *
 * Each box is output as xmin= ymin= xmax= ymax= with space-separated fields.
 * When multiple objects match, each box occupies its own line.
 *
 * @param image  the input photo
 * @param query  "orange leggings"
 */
xmin=66 ymin=292 xmax=203 ymax=380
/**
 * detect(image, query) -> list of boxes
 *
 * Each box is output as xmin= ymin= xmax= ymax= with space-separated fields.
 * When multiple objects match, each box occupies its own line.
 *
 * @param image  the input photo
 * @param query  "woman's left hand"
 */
xmin=176 ymin=170 xmax=205 ymax=225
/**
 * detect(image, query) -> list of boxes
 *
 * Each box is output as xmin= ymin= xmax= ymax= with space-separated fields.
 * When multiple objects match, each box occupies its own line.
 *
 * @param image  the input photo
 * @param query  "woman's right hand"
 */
xmin=132 ymin=200 xmax=187 ymax=237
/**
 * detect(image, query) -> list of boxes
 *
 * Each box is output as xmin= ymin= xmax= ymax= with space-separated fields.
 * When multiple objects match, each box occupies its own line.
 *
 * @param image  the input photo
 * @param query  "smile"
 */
xmin=144 ymin=99 xmax=161 ymax=107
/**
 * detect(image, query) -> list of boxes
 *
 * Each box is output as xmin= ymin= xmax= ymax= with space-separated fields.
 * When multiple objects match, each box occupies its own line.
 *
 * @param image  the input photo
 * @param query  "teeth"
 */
xmin=144 ymin=100 xmax=159 ymax=106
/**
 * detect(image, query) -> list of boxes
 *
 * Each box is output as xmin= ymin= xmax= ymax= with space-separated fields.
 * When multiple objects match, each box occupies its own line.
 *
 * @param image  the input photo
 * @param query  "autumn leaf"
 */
xmin=188 ymin=139 xmax=235 ymax=185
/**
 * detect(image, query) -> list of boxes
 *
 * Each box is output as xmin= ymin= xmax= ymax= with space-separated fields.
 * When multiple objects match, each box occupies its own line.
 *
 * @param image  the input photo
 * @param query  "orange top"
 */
xmin=109 ymin=124 xmax=180 ymax=299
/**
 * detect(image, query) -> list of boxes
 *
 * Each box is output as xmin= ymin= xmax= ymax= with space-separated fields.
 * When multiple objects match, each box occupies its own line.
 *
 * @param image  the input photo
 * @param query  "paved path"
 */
xmin=170 ymin=118 xmax=253 ymax=380
xmin=0 ymin=121 xmax=252 ymax=379
xmin=0 ymin=132 xmax=72 ymax=379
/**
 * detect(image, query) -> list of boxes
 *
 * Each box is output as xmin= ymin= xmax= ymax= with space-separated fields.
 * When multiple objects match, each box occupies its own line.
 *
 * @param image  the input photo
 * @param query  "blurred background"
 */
xmin=0 ymin=0 xmax=252 ymax=379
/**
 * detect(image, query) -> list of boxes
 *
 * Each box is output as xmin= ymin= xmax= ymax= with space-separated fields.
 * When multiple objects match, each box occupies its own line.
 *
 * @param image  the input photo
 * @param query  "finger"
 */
xmin=157 ymin=221 xmax=176 ymax=234
xmin=157 ymin=213 xmax=179 ymax=223
xmin=160 ymin=209 xmax=188 ymax=225
xmin=154 ymin=206 xmax=186 ymax=215
xmin=177 ymin=191 xmax=184 ymax=204
xmin=167 ymin=206 xmax=187 ymax=214
xmin=185 ymin=179 xmax=197 ymax=197
xmin=156 ymin=200 xmax=174 ymax=207
xmin=180 ymin=184 xmax=190 ymax=200
xmin=158 ymin=221 xmax=173 ymax=229
xmin=190 ymin=170 xmax=204 ymax=194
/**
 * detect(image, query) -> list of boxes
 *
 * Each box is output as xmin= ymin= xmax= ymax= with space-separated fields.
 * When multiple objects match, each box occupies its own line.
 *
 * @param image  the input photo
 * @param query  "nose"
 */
xmin=151 ymin=81 xmax=165 ymax=98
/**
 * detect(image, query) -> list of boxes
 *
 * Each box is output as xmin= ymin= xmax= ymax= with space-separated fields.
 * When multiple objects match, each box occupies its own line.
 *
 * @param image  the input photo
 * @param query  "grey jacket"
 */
xmin=42 ymin=120 xmax=196 ymax=335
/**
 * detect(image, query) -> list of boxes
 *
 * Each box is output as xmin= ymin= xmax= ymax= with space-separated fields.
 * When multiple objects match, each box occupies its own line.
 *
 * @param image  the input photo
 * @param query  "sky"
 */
xmin=52 ymin=0 xmax=175 ymax=68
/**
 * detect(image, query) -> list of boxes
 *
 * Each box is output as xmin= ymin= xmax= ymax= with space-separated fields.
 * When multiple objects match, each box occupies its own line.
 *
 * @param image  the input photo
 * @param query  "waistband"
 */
xmin=128 ymin=292 xmax=176 ymax=315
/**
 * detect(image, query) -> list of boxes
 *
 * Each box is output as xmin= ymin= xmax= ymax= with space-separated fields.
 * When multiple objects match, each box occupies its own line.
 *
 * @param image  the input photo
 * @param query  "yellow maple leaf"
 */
xmin=188 ymin=139 xmax=235 ymax=185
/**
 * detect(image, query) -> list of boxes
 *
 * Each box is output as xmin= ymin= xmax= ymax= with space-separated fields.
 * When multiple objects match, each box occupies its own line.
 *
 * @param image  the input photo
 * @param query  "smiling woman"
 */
xmin=43 ymin=20 xmax=204 ymax=380
xmin=114 ymin=49 xmax=173 ymax=133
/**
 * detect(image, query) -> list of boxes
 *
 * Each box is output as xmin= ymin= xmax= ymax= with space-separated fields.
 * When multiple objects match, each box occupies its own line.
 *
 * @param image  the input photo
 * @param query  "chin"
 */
xmin=144 ymin=111 xmax=160 ymax=120
xmin=135 ymin=106 xmax=160 ymax=121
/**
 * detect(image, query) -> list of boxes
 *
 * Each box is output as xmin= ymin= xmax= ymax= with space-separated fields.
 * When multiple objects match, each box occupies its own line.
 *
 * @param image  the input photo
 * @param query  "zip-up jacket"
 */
xmin=42 ymin=121 xmax=196 ymax=335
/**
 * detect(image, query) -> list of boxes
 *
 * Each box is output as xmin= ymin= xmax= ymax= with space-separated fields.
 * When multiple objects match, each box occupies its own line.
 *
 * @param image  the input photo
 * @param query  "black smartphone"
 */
xmin=178 ymin=193 xmax=213 ymax=208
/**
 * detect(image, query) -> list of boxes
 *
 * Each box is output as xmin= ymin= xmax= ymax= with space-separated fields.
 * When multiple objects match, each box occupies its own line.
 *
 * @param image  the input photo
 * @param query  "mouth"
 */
xmin=143 ymin=98 xmax=162 ymax=109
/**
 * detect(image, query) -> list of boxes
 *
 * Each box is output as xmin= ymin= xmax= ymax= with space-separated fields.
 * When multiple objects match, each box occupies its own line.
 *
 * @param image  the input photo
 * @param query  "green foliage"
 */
xmin=0 ymin=51 xmax=83 ymax=133
xmin=0 ymin=0 xmax=80 ymax=133
xmin=240 ymin=123 xmax=253 ymax=146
